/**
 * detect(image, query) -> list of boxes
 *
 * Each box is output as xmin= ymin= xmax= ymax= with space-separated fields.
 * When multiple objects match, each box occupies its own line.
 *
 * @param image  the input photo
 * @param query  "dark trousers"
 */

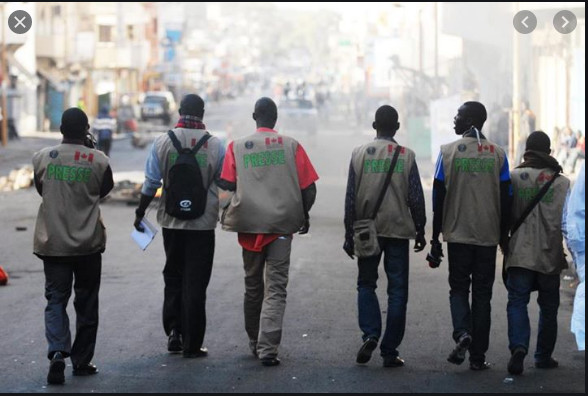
xmin=507 ymin=267 xmax=560 ymax=363
xmin=162 ymin=228 xmax=215 ymax=354
xmin=43 ymin=254 xmax=101 ymax=365
xmin=97 ymin=139 xmax=112 ymax=157
xmin=357 ymin=238 xmax=409 ymax=358
xmin=447 ymin=243 xmax=497 ymax=364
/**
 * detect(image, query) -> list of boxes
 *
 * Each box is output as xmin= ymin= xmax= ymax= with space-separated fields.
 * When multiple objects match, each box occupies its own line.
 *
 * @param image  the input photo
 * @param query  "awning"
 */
xmin=6 ymin=52 xmax=38 ymax=83
xmin=36 ymin=67 xmax=67 ymax=92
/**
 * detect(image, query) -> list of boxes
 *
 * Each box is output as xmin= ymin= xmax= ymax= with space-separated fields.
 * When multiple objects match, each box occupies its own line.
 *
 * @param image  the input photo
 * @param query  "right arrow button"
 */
xmin=554 ymin=10 xmax=577 ymax=34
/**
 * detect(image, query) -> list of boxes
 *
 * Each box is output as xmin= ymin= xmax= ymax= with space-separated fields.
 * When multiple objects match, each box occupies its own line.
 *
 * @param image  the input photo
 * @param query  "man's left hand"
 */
xmin=414 ymin=233 xmax=427 ymax=252
xmin=298 ymin=218 xmax=310 ymax=235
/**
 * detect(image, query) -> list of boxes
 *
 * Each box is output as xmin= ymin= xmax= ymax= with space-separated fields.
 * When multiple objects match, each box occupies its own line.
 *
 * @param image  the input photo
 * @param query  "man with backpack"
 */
xmin=133 ymin=94 xmax=225 ymax=358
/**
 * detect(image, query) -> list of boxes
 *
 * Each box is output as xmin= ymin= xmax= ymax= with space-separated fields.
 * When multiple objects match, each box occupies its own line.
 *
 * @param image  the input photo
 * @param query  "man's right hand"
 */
xmin=427 ymin=239 xmax=444 ymax=268
xmin=343 ymin=239 xmax=355 ymax=260
xmin=134 ymin=209 xmax=145 ymax=232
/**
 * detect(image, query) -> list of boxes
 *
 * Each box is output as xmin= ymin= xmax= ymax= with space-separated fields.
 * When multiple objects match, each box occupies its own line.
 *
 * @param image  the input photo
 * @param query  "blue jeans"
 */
xmin=506 ymin=267 xmax=560 ymax=363
xmin=357 ymin=238 xmax=409 ymax=358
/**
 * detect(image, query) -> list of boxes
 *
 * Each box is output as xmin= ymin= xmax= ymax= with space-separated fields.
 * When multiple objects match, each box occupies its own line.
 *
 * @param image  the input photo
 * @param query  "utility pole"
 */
xmin=1 ymin=4 xmax=8 ymax=147
xmin=511 ymin=2 xmax=521 ymax=165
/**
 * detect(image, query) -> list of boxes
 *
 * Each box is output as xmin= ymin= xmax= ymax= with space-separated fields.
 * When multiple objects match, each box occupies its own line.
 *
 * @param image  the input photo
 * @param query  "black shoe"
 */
xmin=356 ymin=337 xmax=378 ymax=364
xmin=470 ymin=361 xmax=491 ymax=371
xmin=168 ymin=329 xmax=183 ymax=353
xmin=535 ymin=357 xmax=559 ymax=369
xmin=383 ymin=356 xmax=405 ymax=368
xmin=447 ymin=333 xmax=472 ymax=365
xmin=183 ymin=347 xmax=208 ymax=358
xmin=261 ymin=357 xmax=281 ymax=367
xmin=507 ymin=347 xmax=527 ymax=375
xmin=72 ymin=362 xmax=99 ymax=376
xmin=249 ymin=340 xmax=259 ymax=358
xmin=47 ymin=352 xmax=65 ymax=385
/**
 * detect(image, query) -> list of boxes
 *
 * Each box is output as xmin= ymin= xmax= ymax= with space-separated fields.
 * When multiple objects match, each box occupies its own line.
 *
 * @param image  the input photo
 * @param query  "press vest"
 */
xmin=351 ymin=140 xmax=416 ymax=239
xmin=154 ymin=127 xmax=222 ymax=230
xmin=33 ymin=143 xmax=109 ymax=256
xmin=505 ymin=168 xmax=570 ymax=274
xmin=221 ymin=132 xmax=304 ymax=234
xmin=440 ymin=137 xmax=507 ymax=246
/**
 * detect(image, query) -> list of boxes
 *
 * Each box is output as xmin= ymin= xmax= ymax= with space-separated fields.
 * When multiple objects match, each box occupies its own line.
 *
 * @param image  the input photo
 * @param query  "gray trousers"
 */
xmin=242 ymin=236 xmax=291 ymax=359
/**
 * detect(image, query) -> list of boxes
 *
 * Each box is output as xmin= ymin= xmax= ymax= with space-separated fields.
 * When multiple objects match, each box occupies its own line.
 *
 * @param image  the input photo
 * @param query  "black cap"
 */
xmin=60 ymin=108 xmax=88 ymax=138
xmin=526 ymin=131 xmax=551 ymax=154
xmin=179 ymin=94 xmax=204 ymax=118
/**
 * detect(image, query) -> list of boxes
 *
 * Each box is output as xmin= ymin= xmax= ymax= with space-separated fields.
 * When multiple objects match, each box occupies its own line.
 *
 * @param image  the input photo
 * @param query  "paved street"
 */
xmin=0 ymin=97 xmax=584 ymax=393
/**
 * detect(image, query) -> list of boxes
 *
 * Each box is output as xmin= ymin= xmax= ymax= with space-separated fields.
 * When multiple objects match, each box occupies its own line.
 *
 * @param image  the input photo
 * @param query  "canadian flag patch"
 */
xmin=478 ymin=145 xmax=495 ymax=153
xmin=74 ymin=151 xmax=94 ymax=163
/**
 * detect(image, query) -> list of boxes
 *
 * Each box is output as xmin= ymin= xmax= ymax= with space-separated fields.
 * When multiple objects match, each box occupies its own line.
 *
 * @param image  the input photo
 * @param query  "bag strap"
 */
xmin=510 ymin=172 xmax=560 ymax=236
xmin=167 ymin=130 xmax=211 ymax=154
xmin=371 ymin=145 xmax=402 ymax=220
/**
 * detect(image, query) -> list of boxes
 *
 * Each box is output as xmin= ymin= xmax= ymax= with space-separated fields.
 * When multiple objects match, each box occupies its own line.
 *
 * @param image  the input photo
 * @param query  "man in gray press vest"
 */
xmin=429 ymin=101 xmax=512 ymax=371
xmin=33 ymin=108 xmax=114 ymax=385
xmin=133 ymin=94 xmax=225 ymax=358
xmin=343 ymin=105 xmax=426 ymax=368
xmin=218 ymin=97 xmax=319 ymax=366
xmin=503 ymin=131 xmax=570 ymax=375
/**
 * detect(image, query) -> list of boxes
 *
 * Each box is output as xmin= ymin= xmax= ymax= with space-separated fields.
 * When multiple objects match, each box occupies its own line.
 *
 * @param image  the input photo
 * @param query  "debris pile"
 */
xmin=0 ymin=165 xmax=34 ymax=192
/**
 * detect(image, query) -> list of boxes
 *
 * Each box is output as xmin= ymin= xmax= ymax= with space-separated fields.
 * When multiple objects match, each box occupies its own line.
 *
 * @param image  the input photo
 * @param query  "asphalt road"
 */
xmin=0 ymin=96 xmax=584 ymax=393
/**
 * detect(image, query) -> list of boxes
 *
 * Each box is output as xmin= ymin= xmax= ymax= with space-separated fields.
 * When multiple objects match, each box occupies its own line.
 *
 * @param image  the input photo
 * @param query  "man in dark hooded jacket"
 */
xmin=503 ymin=131 xmax=570 ymax=375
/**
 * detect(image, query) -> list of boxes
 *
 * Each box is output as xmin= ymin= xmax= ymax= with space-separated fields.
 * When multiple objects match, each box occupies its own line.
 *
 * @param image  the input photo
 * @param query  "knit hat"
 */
xmin=61 ymin=107 xmax=89 ymax=138
xmin=179 ymin=94 xmax=204 ymax=118
xmin=526 ymin=131 xmax=551 ymax=154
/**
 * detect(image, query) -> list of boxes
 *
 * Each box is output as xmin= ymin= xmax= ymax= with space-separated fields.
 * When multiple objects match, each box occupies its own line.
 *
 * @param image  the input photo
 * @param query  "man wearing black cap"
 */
xmin=133 ymin=94 xmax=225 ymax=359
xmin=33 ymin=107 xmax=114 ymax=385
xmin=430 ymin=101 xmax=512 ymax=371
xmin=503 ymin=131 xmax=570 ymax=375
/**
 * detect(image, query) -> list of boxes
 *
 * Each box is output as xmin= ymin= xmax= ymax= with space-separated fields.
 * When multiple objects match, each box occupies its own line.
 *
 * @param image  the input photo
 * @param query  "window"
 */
xmin=98 ymin=25 xmax=113 ymax=43
xmin=127 ymin=25 xmax=135 ymax=40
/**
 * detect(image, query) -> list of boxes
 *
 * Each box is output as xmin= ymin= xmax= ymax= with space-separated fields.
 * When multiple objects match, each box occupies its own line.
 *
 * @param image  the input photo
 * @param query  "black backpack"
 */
xmin=165 ymin=130 xmax=211 ymax=220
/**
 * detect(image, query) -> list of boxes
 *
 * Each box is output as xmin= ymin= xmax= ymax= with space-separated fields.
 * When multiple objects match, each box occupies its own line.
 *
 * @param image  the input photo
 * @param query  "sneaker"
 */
xmin=535 ymin=357 xmax=559 ymax=369
xmin=261 ymin=357 xmax=281 ymax=367
xmin=507 ymin=347 xmax=526 ymax=375
xmin=470 ymin=361 xmax=491 ymax=371
xmin=356 ymin=337 xmax=378 ymax=364
xmin=72 ymin=362 xmax=99 ymax=376
xmin=383 ymin=356 xmax=405 ymax=368
xmin=249 ymin=340 xmax=259 ymax=358
xmin=447 ymin=333 xmax=472 ymax=365
xmin=183 ymin=347 xmax=208 ymax=358
xmin=167 ymin=329 xmax=183 ymax=353
xmin=47 ymin=352 xmax=65 ymax=385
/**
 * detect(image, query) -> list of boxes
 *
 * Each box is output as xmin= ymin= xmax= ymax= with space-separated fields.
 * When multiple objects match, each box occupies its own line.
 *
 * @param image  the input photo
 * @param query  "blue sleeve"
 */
xmin=500 ymin=156 xmax=511 ymax=182
xmin=434 ymin=152 xmax=445 ymax=182
xmin=141 ymin=142 xmax=163 ymax=196
xmin=215 ymin=142 xmax=226 ymax=183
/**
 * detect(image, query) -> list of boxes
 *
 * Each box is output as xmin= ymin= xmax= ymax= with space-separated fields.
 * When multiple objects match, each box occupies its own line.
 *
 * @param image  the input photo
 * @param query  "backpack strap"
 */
xmin=167 ymin=130 xmax=211 ymax=154
xmin=190 ymin=133 xmax=211 ymax=154
xmin=167 ymin=130 xmax=184 ymax=152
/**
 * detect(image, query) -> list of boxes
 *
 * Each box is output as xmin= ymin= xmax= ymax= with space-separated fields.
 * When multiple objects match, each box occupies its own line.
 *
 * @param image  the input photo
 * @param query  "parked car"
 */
xmin=140 ymin=91 xmax=177 ymax=125
xmin=278 ymin=98 xmax=318 ymax=135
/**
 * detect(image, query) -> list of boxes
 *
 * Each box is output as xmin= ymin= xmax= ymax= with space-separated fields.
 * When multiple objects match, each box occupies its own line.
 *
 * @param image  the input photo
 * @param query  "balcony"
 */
xmin=94 ymin=42 xmax=149 ymax=70
xmin=36 ymin=35 xmax=66 ymax=60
